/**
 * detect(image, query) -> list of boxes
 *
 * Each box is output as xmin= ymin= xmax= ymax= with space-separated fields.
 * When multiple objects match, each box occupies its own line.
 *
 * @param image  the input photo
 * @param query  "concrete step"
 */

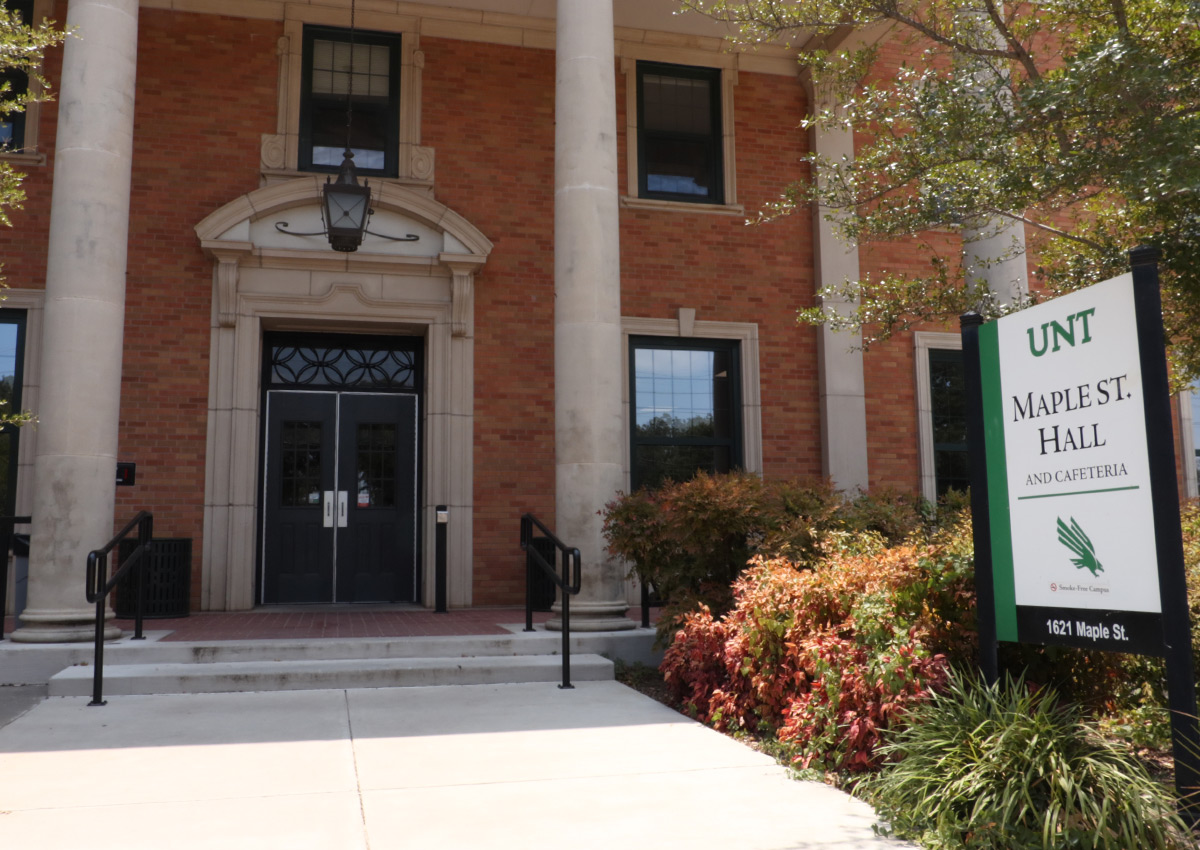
xmin=2 ymin=627 xmax=660 ymax=686
xmin=47 ymin=653 xmax=614 ymax=697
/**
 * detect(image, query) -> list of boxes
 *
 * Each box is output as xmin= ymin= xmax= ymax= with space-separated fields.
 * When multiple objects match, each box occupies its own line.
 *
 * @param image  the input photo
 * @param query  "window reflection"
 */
xmin=0 ymin=312 xmax=25 ymax=516
xmin=630 ymin=339 xmax=739 ymax=491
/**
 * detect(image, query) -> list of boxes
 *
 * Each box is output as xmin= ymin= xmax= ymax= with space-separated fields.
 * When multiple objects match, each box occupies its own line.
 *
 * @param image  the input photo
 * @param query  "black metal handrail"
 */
xmin=0 ymin=515 xmax=31 ymax=640
xmin=85 ymin=511 xmax=153 ymax=706
xmin=520 ymin=513 xmax=581 ymax=689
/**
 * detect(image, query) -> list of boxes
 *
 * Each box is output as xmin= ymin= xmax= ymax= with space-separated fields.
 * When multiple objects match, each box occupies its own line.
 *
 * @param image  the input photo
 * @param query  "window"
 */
xmin=0 ymin=311 xmax=26 ymax=515
xmin=928 ymin=348 xmax=969 ymax=496
xmin=299 ymin=27 xmax=401 ymax=177
xmin=636 ymin=62 xmax=723 ymax=204
xmin=915 ymin=334 xmax=968 ymax=500
xmin=630 ymin=337 xmax=741 ymax=490
xmin=0 ymin=0 xmax=33 ymax=152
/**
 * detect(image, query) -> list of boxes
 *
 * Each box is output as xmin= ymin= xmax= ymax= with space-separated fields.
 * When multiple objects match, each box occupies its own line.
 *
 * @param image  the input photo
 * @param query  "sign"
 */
xmin=116 ymin=462 xmax=136 ymax=487
xmin=977 ymin=274 xmax=1164 ymax=654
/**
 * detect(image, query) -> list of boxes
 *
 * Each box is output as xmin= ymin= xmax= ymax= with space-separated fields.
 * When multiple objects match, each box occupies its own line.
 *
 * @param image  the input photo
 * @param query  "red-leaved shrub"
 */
xmin=660 ymin=522 xmax=976 ymax=772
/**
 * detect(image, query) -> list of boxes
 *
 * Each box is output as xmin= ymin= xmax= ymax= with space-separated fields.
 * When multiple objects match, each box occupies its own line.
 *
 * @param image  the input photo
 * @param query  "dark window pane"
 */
xmin=643 ymin=73 xmax=712 ymax=133
xmin=356 ymin=423 xmax=395 ymax=508
xmin=934 ymin=448 xmax=971 ymax=497
xmin=281 ymin=421 xmax=323 ymax=508
xmin=636 ymin=444 xmax=731 ymax=491
xmin=630 ymin=338 xmax=740 ymax=491
xmin=644 ymin=137 xmax=712 ymax=196
xmin=0 ymin=311 xmax=25 ymax=515
xmin=928 ymin=348 xmax=968 ymax=496
xmin=301 ymin=27 xmax=399 ymax=176
xmin=638 ymin=62 xmax=721 ymax=204
xmin=309 ymin=103 xmax=389 ymax=171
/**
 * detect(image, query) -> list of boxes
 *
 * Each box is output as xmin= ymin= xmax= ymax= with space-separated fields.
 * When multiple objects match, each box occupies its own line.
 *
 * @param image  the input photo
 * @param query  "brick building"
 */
xmin=3 ymin=0 xmax=1137 ymax=641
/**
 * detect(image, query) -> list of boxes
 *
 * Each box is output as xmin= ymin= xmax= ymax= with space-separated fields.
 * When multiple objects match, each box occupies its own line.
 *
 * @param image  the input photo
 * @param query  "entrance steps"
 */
xmin=8 ymin=628 xmax=659 ymax=695
xmin=46 ymin=653 xmax=614 ymax=696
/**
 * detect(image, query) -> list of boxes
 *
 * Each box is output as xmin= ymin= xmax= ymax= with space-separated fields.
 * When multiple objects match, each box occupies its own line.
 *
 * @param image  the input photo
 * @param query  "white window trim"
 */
xmin=619 ymin=55 xmax=743 ymax=216
xmin=621 ymin=314 xmax=762 ymax=488
xmin=915 ymin=331 xmax=962 ymax=504
xmin=260 ymin=16 xmax=431 ymax=185
xmin=1180 ymin=386 xmax=1199 ymax=500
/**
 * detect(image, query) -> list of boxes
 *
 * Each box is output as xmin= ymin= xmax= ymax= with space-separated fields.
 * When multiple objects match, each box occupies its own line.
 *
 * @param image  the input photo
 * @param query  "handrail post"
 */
xmin=85 ymin=510 xmax=154 ymax=706
xmin=89 ymin=553 xmax=107 ymax=707
xmin=559 ymin=546 xmax=572 ymax=690
xmin=521 ymin=514 xmax=535 ymax=632
xmin=133 ymin=513 xmax=152 ymax=641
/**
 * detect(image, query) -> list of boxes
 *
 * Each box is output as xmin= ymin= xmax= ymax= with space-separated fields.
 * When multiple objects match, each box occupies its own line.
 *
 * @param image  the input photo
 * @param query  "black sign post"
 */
xmin=1129 ymin=247 xmax=1200 ymax=813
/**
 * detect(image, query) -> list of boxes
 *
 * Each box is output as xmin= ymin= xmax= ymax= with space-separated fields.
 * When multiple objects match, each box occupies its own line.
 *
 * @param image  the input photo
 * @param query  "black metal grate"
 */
xmin=115 ymin=538 xmax=192 ymax=619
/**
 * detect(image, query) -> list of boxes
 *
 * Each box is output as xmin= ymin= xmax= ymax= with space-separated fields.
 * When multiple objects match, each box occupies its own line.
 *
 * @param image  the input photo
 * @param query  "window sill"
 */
xmin=260 ymin=168 xmax=434 ymax=193
xmin=0 ymin=151 xmax=45 ymax=167
xmin=620 ymin=195 xmax=745 ymax=217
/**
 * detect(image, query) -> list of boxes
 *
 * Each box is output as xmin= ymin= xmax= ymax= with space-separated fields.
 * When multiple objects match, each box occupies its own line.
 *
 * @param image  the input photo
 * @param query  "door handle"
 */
xmin=337 ymin=491 xmax=348 ymax=528
xmin=322 ymin=491 xmax=334 ymax=528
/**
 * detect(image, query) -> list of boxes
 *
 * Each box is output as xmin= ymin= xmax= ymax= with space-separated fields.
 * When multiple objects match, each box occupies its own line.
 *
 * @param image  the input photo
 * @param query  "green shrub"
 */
xmin=602 ymin=472 xmax=926 ymax=640
xmin=865 ymin=673 xmax=1190 ymax=850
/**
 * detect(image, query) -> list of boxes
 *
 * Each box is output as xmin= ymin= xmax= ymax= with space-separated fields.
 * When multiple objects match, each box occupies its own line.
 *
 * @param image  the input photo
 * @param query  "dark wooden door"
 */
xmin=262 ymin=391 xmax=418 ymax=604
xmin=262 ymin=392 xmax=337 ymax=604
xmin=335 ymin=394 xmax=418 ymax=602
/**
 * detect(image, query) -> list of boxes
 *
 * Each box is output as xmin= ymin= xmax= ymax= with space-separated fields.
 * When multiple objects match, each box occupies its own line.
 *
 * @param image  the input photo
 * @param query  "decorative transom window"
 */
xmin=629 ymin=336 xmax=742 ymax=490
xmin=264 ymin=333 xmax=420 ymax=393
xmin=299 ymin=26 xmax=401 ymax=177
xmin=636 ymin=62 xmax=724 ymax=205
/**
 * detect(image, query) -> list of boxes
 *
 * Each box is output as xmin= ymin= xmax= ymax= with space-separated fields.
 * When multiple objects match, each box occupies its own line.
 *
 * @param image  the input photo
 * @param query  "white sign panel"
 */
xmin=980 ymin=274 xmax=1164 ymax=652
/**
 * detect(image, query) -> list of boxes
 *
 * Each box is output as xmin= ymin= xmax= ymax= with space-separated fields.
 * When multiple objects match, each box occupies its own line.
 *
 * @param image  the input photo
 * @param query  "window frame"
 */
xmin=0 ymin=0 xmax=48 ymax=162
xmin=298 ymin=25 xmax=402 ymax=179
xmin=0 ymin=309 xmax=26 ymax=516
xmin=621 ymin=57 xmax=741 ymax=214
xmin=634 ymin=61 xmax=724 ymax=206
xmin=628 ymin=334 xmax=743 ymax=491
xmin=914 ymin=332 xmax=970 ymax=502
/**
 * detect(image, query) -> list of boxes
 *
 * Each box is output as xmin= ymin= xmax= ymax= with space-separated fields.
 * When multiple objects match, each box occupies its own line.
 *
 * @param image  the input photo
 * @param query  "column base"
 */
xmin=9 ymin=609 xmax=122 ymax=643
xmin=546 ymin=600 xmax=636 ymax=632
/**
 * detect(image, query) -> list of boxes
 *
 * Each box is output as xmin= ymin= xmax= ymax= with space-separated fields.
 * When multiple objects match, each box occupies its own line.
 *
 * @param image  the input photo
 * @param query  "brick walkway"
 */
xmin=3 ymin=607 xmax=656 ymax=642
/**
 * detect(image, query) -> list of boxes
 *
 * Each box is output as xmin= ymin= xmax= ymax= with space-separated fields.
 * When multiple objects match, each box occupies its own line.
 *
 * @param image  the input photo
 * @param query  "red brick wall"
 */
xmin=0 ymin=18 xmax=897 ymax=610
xmin=0 ymin=10 xmax=281 ymax=608
xmin=120 ymin=13 xmax=280 ymax=605
xmin=424 ymin=38 xmax=818 ymax=603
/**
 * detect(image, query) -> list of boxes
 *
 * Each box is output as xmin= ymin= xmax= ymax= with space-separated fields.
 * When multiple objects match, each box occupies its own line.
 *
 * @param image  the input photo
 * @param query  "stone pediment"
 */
xmin=195 ymin=176 xmax=492 ymax=260
xmin=195 ymin=177 xmax=491 ymax=332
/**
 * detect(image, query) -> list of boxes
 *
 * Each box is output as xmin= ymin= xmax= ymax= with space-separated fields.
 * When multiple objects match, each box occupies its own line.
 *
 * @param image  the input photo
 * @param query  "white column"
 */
xmin=12 ymin=0 xmax=139 ymax=642
xmin=550 ymin=0 xmax=632 ymax=631
xmin=962 ymin=218 xmax=1029 ymax=307
xmin=811 ymin=108 xmax=870 ymax=493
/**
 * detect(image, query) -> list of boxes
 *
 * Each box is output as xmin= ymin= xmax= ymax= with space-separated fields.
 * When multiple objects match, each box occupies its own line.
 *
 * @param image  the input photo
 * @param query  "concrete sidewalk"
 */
xmin=0 ymin=681 xmax=914 ymax=849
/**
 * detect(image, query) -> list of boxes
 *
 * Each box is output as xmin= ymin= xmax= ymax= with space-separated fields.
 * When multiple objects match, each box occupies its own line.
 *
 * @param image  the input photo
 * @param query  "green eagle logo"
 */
xmin=1056 ymin=516 xmax=1103 ymax=576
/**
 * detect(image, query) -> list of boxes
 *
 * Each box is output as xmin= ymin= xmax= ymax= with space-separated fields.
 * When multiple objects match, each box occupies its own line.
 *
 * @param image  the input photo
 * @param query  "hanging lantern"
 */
xmin=322 ymin=150 xmax=371 ymax=252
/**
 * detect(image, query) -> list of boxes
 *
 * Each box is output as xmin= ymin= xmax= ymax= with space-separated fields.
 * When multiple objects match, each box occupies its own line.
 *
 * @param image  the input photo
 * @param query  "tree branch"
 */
xmin=988 ymin=210 xmax=1107 ymax=250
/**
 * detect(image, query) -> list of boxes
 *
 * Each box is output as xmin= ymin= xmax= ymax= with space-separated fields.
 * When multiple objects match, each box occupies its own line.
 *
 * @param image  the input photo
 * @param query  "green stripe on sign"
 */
xmin=980 ymin=322 xmax=1018 ymax=642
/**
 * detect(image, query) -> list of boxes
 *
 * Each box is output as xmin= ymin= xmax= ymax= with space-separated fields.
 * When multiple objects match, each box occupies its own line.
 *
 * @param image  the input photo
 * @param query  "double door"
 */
xmin=261 ymin=391 xmax=418 ymax=604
